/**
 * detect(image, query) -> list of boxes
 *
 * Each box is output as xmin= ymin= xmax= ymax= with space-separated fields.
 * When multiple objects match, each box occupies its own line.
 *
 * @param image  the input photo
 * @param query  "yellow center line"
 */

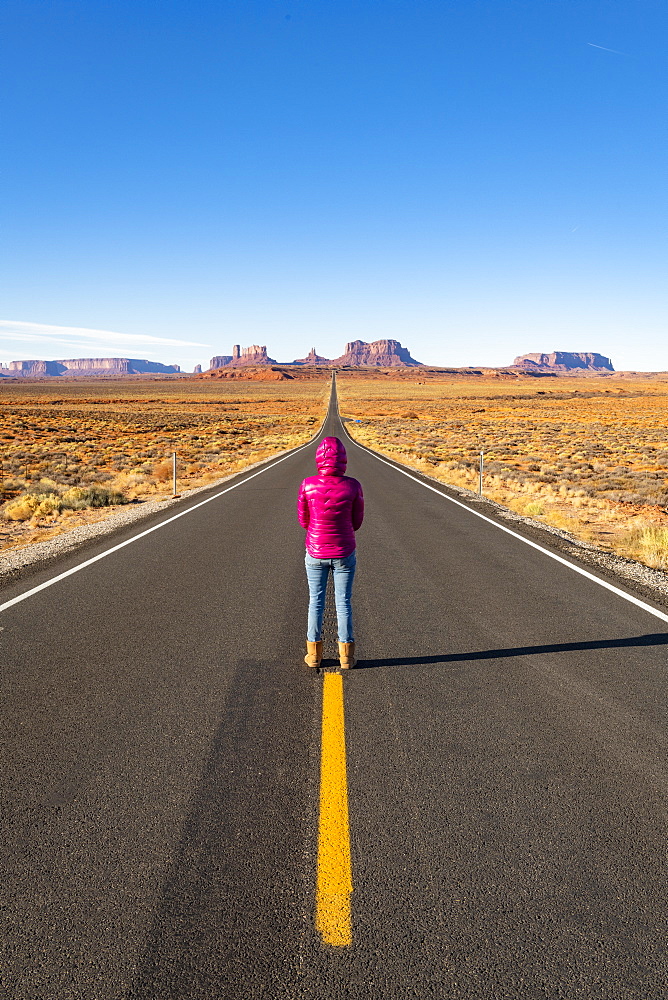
xmin=316 ymin=671 xmax=353 ymax=947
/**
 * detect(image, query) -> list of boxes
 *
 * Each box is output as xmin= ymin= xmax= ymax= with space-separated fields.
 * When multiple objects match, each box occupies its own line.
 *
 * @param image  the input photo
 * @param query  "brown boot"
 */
xmin=338 ymin=641 xmax=356 ymax=670
xmin=304 ymin=640 xmax=323 ymax=668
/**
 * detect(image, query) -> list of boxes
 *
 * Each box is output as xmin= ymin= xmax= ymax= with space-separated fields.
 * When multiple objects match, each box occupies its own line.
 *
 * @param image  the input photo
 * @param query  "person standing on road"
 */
xmin=297 ymin=436 xmax=364 ymax=670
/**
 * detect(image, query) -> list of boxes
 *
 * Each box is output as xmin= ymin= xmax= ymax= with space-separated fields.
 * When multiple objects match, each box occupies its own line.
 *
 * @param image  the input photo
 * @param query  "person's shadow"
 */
xmin=354 ymin=633 xmax=668 ymax=669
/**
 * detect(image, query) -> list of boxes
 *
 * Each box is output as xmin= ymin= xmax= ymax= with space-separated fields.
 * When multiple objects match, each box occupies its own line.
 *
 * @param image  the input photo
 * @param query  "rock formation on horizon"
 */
xmin=292 ymin=348 xmax=332 ymax=365
xmin=1 ymin=358 xmax=181 ymax=377
xmin=332 ymin=339 xmax=422 ymax=367
xmin=209 ymin=345 xmax=277 ymax=368
xmin=513 ymin=351 xmax=614 ymax=372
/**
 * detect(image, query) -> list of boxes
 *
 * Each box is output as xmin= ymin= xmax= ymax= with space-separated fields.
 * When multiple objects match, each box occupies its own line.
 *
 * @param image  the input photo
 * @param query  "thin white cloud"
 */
xmin=587 ymin=42 xmax=627 ymax=55
xmin=0 ymin=319 xmax=210 ymax=350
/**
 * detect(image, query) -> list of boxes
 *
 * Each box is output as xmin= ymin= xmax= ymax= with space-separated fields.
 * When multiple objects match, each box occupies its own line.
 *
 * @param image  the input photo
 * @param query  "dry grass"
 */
xmin=615 ymin=524 xmax=668 ymax=570
xmin=338 ymin=377 xmax=668 ymax=571
xmin=0 ymin=379 xmax=327 ymax=551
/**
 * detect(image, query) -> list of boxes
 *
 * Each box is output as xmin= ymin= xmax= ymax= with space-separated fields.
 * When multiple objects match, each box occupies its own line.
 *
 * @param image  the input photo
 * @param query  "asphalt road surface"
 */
xmin=2 ymin=377 xmax=668 ymax=999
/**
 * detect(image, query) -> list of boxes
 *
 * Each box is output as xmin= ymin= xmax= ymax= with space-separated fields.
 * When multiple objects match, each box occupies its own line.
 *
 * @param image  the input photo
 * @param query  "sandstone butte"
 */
xmin=292 ymin=348 xmax=332 ymax=365
xmin=209 ymin=344 xmax=278 ymax=368
xmin=513 ymin=351 xmax=614 ymax=372
xmin=330 ymin=339 xmax=422 ymax=366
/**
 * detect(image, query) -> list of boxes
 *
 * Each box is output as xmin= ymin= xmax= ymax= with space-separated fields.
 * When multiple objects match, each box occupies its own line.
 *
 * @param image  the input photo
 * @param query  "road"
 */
xmin=2 ymin=376 xmax=668 ymax=999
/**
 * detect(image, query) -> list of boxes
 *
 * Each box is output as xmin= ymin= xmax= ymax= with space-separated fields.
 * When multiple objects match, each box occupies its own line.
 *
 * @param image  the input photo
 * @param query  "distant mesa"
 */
xmin=209 ymin=344 xmax=277 ymax=369
xmin=513 ymin=351 xmax=614 ymax=372
xmin=0 ymin=358 xmax=182 ymax=377
xmin=332 ymin=339 xmax=422 ymax=367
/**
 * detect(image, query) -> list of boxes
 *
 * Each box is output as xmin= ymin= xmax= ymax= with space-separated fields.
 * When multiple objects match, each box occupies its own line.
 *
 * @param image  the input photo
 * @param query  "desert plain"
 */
xmin=2 ymin=370 xmax=668 ymax=572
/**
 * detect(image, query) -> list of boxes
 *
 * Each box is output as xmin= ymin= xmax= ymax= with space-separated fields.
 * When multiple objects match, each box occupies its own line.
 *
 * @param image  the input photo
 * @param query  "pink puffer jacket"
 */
xmin=297 ymin=437 xmax=364 ymax=558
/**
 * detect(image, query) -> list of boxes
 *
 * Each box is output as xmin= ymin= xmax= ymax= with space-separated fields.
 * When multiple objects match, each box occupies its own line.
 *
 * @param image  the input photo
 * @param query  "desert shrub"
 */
xmin=61 ymin=485 xmax=126 ymax=509
xmin=2 ymin=484 xmax=127 ymax=521
xmin=59 ymin=486 xmax=90 ymax=509
xmin=3 ymin=492 xmax=62 ymax=521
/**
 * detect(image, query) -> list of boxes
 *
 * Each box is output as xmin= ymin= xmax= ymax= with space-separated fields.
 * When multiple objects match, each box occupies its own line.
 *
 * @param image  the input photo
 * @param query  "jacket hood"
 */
xmin=316 ymin=436 xmax=347 ymax=475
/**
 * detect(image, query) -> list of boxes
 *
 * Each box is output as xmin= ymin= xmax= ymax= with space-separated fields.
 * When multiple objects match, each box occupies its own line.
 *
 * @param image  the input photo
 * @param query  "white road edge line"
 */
xmin=0 ymin=436 xmax=318 ymax=615
xmin=341 ymin=420 xmax=668 ymax=627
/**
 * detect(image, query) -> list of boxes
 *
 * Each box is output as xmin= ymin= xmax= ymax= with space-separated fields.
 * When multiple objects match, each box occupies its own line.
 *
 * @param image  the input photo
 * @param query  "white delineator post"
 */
xmin=172 ymin=451 xmax=178 ymax=497
xmin=479 ymin=451 xmax=484 ymax=496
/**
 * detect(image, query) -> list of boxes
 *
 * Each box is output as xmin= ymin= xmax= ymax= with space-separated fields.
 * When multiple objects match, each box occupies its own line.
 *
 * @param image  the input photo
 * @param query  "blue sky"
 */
xmin=1 ymin=0 xmax=666 ymax=371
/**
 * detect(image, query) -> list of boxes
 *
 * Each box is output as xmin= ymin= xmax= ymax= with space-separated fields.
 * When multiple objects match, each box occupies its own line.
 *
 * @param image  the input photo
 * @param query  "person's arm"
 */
xmin=297 ymin=480 xmax=310 ymax=529
xmin=352 ymin=482 xmax=364 ymax=530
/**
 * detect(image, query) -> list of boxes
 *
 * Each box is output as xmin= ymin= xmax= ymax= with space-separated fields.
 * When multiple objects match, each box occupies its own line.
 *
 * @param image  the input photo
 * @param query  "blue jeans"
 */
xmin=305 ymin=551 xmax=357 ymax=643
